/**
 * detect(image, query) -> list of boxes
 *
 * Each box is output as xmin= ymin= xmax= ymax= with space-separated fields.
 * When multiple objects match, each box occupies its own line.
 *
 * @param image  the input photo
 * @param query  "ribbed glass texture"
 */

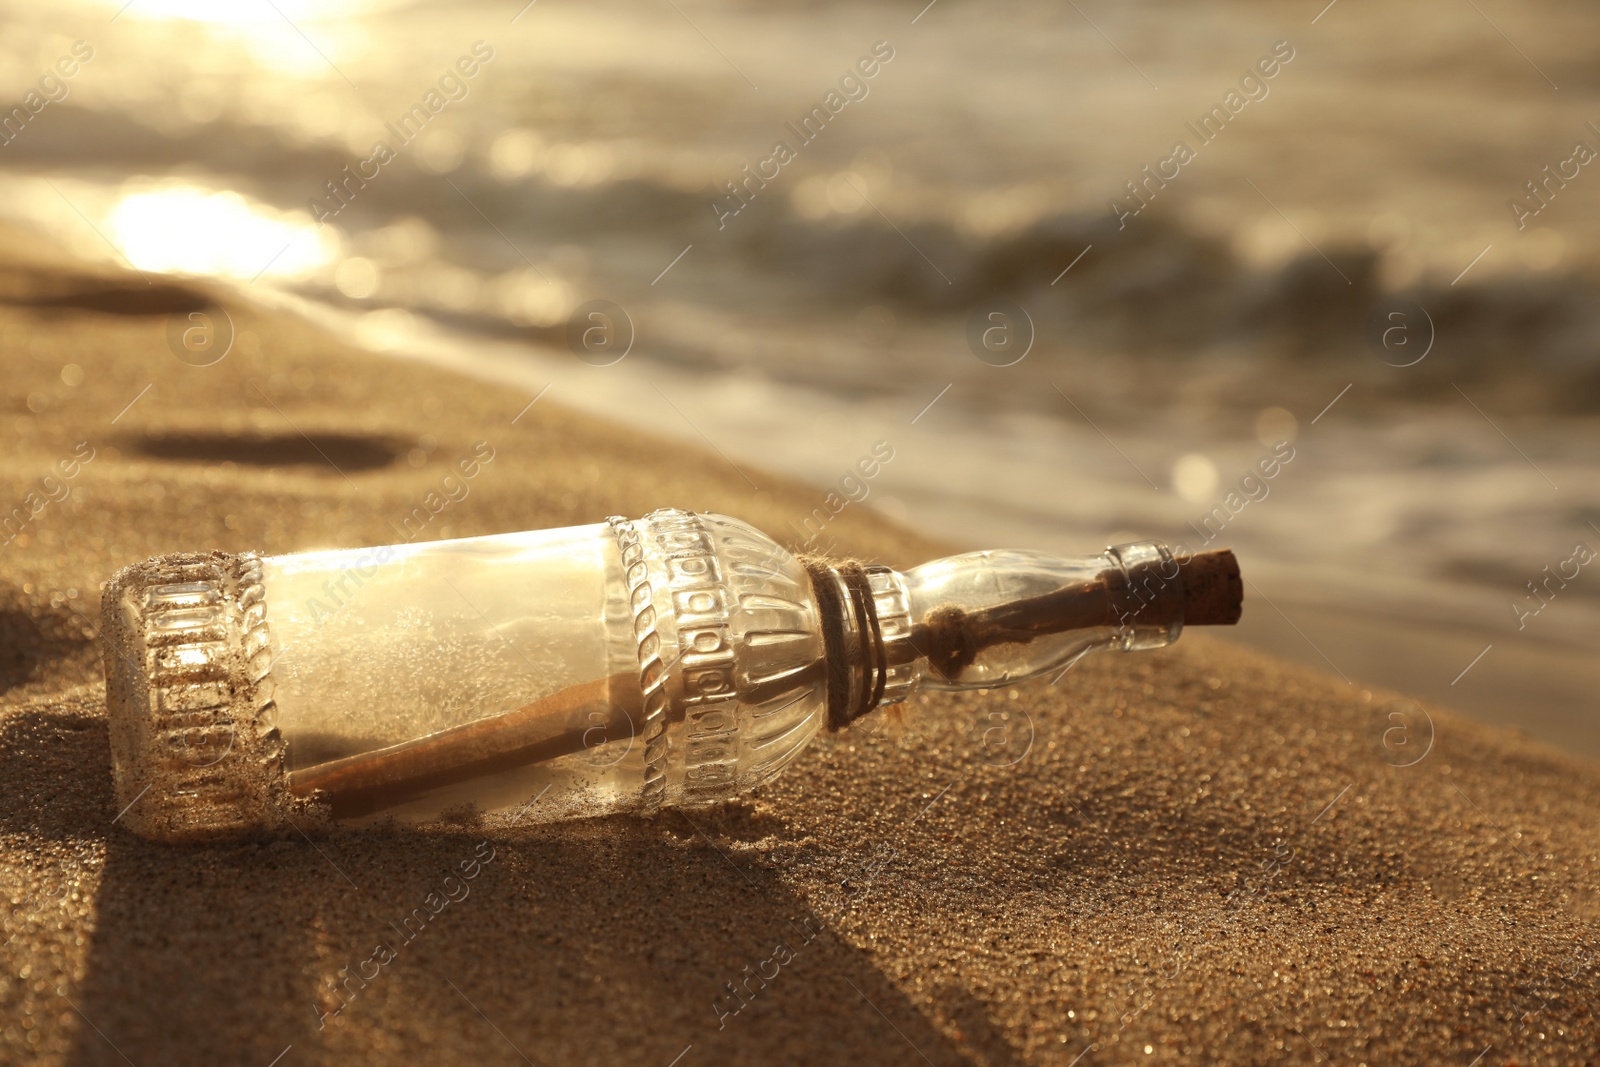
xmin=258 ymin=511 xmax=831 ymax=827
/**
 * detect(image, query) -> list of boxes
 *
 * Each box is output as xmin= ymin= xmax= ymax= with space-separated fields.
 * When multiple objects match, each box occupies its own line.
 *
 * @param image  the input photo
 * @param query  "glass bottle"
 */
xmin=100 ymin=508 xmax=1240 ymax=843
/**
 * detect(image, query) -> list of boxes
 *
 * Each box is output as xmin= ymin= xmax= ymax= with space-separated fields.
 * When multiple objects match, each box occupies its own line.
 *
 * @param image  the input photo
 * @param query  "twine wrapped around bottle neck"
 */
xmin=799 ymin=556 xmax=883 ymax=731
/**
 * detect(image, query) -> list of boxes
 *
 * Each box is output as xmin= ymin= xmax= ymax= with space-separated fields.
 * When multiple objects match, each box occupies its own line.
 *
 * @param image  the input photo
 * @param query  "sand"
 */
xmin=1 ymin=224 xmax=1597 ymax=1066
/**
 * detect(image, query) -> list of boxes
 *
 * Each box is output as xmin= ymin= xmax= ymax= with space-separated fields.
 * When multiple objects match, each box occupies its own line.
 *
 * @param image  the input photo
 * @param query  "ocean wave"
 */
xmin=9 ymin=102 xmax=1599 ymax=411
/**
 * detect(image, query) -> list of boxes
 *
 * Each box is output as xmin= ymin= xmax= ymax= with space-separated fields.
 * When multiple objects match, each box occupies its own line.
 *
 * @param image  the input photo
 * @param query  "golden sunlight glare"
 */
xmin=107 ymin=185 xmax=337 ymax=280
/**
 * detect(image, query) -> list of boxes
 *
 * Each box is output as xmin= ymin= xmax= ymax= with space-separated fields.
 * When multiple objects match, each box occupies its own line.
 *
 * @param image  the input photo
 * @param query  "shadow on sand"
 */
xmin=0 ymin=704 xmax=974 ymax=1066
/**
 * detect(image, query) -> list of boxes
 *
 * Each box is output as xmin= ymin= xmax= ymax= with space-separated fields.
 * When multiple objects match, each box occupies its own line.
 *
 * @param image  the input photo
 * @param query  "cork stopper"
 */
xmin=1178 ymin=549 xmax=1242 ymax=626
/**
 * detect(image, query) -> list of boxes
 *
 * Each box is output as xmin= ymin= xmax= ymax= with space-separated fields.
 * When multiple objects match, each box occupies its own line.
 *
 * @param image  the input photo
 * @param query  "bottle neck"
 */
xmin=800 ymin=559 xmax=918 ymax=730
xmin=804 ymin=541 xmax=1240 ymax=729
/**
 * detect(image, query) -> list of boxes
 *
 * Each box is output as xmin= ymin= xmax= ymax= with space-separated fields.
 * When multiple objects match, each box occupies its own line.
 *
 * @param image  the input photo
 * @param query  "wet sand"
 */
xmin=1 ymin=226 xmax=1597 ymax=1065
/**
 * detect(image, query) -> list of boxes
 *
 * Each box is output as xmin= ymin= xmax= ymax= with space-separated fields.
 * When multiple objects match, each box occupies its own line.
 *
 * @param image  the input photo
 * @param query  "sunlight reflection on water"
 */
xmin=96 ymin=0 xmax=378 ymax=80
xmin=108 ymin=184 xmax=337 ymax=280
xmin=105 ymin=0 xmax=373 ymax=23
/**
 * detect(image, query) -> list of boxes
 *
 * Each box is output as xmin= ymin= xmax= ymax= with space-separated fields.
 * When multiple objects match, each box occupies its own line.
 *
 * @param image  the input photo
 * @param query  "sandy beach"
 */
xmin=1 ymin=225 xmax=1597 ymax=1066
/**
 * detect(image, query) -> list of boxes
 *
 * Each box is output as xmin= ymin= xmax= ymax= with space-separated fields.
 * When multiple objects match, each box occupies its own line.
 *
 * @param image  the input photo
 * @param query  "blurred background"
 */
xmin=2 ymin=0 xmax=1596 ymax=750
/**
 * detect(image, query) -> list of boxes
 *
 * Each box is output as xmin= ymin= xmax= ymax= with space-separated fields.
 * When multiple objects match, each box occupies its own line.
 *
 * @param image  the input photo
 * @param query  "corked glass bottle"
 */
xmin=100 ymin=508 xmax=1241 ymax=843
